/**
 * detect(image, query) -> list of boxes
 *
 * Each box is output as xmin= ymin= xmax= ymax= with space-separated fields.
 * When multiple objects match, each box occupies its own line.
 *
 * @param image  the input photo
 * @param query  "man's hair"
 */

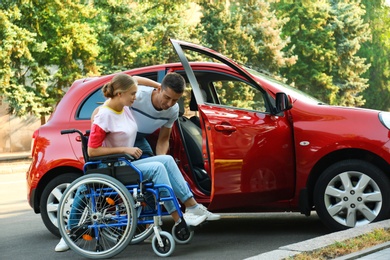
xmin=161 ymin=72 xmax=185 ymax=94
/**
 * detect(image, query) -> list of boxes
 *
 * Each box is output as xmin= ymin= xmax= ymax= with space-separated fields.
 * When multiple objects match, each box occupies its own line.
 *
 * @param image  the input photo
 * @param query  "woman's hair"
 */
xmin=102 ymin=74 xmax=137 ymax=98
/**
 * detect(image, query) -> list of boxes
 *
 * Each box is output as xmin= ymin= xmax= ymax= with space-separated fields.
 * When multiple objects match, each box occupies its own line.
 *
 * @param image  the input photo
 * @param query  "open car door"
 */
xmin=170 ymin=39 xmax=296 ymax=211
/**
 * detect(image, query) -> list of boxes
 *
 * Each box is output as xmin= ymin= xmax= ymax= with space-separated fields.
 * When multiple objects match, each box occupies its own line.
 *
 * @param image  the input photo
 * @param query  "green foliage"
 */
xmin=330 ymin=0 xmax=370 ymax=107
xmin=197 ymin=0 xmax=296 ymax=109
xmin=360 ymin=0 xmax=390 ymax=111
xmin=1 ymin=0 xmax=100 ymax=117
xmin=277 ymin=0 xmax=370 ymax=106
xmin=94 ymin=0 xmax=197 ymax=74
xmin=198 ymin=0 xmax=296 ymax=73
xmin=1 ymin=0 xmax=390 ymax=119
xmin=0 ymin=4 xmax=50 ymax=116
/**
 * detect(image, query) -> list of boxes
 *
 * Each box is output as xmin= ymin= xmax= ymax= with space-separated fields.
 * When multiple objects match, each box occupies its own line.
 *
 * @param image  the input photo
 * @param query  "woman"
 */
xmin=55 ymin=73 xmax=217 ymax=252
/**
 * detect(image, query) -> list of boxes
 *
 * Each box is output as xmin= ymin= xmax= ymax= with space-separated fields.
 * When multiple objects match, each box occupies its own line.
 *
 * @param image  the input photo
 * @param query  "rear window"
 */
xmin=77 ymin=89 xmax=105 ymax=120
xmin=76 ymin=72 xmax=161 ymax=120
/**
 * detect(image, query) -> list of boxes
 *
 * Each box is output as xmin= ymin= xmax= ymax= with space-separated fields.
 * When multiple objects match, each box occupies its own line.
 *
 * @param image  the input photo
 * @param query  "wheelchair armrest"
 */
xmin=89 ymin=153 xmax=135 ymax=163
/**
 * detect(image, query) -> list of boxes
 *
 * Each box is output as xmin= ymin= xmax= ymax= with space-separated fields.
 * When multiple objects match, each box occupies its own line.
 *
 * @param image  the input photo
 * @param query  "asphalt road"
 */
xmin=0 ymin=167 xmax=330 ymax=260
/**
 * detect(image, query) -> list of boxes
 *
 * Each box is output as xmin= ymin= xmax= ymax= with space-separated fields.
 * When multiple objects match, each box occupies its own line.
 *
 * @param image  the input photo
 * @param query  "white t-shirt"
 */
xmin=131 ymin=85 xmax=179 ymax=135
xmin=90 ymin=106 xmax=137 ymax=148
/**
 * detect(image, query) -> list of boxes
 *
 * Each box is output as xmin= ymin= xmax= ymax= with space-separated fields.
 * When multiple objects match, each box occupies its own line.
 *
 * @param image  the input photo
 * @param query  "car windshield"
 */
xmin=245 ymin=67 xmax=326 ymax=105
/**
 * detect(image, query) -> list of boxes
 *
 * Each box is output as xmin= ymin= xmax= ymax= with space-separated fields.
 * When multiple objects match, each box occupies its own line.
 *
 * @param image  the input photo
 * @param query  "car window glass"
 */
xmin=212 ymin=80 xmax=267 ymax=112
xmin=77 ymin=89 xmax=105 ymax=120
xmin=77 ymin=72 xmax=160 ymax=120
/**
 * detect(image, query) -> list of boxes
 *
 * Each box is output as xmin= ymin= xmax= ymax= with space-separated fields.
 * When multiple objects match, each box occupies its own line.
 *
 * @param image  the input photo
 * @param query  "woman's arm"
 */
xmin=88 ymin=146 xmax=142 ymax=158
xmin=88 ymin=124 xmax=143 ymax=158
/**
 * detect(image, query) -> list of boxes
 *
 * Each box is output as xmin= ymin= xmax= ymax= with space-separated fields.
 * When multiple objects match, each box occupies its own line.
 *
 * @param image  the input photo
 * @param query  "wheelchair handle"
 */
xmin=61 ymin=129 xmax=83 ymax=136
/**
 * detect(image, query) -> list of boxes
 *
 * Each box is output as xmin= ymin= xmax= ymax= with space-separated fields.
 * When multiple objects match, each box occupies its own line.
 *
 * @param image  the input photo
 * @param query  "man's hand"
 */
xmin=156 ymin=126 xmax=172 ymax=155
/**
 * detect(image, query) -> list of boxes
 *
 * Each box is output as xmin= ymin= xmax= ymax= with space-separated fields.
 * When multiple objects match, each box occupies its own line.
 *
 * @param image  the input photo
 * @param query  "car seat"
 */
xmin=177 ymin=96 xmax=211 ymax=195
xmin=188 ymin=89 xmax=207 ymax=128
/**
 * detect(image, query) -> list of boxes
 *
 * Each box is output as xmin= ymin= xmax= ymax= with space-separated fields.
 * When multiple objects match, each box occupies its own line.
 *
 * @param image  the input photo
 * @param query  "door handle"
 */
xmin=215 ymin=124 xmax=236 ymax=132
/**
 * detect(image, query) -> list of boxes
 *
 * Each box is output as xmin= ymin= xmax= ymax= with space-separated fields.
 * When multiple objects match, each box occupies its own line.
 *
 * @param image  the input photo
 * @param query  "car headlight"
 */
xmin=379 ymin=112 xmax=390 ymax=130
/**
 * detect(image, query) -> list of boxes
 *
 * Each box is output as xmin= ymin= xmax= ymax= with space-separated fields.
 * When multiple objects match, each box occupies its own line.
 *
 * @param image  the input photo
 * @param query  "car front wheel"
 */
xmin=314 ymin=159 xmax=390 ymax=231
xmin=39 ymin=173 xmax=80 ymax=237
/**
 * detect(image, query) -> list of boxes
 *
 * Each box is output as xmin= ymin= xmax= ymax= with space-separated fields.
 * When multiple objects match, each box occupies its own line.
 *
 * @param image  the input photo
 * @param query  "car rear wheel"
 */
xmin=314 ymin=159 xmax=390 ymax=231
xmin=40 ymin=173 xmax=80 ymax=237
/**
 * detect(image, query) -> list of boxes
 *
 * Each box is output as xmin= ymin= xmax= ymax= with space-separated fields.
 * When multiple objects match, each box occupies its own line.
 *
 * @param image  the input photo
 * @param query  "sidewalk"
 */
xmin=245 ymin=219 xmax=390 ymax=260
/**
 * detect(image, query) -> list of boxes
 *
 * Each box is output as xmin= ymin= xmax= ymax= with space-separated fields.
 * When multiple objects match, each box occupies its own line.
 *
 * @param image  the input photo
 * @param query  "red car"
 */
xmin=27 ymin=39 xmax=390 ymax=237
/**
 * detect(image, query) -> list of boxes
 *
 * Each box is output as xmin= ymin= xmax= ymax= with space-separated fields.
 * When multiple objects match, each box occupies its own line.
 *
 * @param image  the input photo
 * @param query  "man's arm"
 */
xmin=155 ymin=126 xmax=172 ymax=155
xmin=133 ymin=76 xmax=160 ymax=88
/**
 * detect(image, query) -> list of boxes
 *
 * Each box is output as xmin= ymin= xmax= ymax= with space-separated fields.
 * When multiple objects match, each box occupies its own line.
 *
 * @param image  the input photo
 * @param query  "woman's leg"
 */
xmin=135 ymin=155 xmax=193 ymax=203
xmin=132 ymin=160 xmax=177 ymax=215
xmin=135 ymin=155 xmax=221 ymax=221
xmin=132 ymin=159 xmax=208 ymax=226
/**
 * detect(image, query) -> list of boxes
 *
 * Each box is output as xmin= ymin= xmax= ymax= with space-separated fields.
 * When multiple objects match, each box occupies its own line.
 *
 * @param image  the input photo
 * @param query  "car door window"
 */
xmin=213 ymin=80 xmax=267 ymax=113
xmin=77 ymin=89 xmax=105 ymax=120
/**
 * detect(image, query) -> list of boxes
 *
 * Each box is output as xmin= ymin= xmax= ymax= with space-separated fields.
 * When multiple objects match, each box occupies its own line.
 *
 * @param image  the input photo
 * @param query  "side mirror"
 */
xmin=275 ymin=92 xmax=292 ymax=113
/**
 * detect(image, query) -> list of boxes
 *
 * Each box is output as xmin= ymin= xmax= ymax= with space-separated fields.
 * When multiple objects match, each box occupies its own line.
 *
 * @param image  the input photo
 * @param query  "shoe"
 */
xmin=186 ymin=204 xmax=221 ymax=221
xmin=55 ymin=238 xmax=69 ymax=252
xmin=183 ymin=212 xmax=207 ymax=226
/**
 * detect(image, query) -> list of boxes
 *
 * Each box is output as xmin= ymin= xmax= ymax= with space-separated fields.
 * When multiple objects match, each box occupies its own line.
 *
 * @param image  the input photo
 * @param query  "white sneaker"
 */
xmin=55 ymin=238 xmax=69 ymax=252
xmin=183 ymin=212 xmax=207 ymax=226
xmin=186 ymin=204 xmax=221 ymax=221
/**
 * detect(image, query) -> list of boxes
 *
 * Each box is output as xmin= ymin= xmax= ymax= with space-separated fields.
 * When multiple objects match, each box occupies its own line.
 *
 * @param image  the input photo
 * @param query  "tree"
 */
xmin=360 ymin=0 xmax=390 ymax=111
xmin=277 ymin=0 xmax=370 ymax=106
xmin=198 ymin=0 xmax=296 ymax=74
xmin=0 ymin=4 xmax=50 ymax=119
xmin=125 ymin=0 xmax=198 ymax=68
xmin=83 ymin=0 xmax=198 ymax=74
xmin=0 ymin=0 xmax=100 ymax=122
xmin=330 ymin=0 xmax=371 ymax=107
xmin=197 ymin=0 xmax=296 ymax=107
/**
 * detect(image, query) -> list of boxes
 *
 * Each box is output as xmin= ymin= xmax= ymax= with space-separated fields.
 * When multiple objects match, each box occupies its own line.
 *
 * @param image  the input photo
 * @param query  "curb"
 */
xmin=0 ymin=153 xmax=31 ymax=174
xmin=0 ymin=152 xmax=31 ymax=161
xmin=245 ymin=219 xmax=390 ymax=260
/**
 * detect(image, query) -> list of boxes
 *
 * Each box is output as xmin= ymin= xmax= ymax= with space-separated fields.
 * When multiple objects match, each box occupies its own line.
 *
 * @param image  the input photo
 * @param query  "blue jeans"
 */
xmin=67 ymin=184 xmax=87 ymax=229
xmin=134 ymin=137 xmax=154 ymax=157
xmin=132 ymin=155 xmax=193 ymax=214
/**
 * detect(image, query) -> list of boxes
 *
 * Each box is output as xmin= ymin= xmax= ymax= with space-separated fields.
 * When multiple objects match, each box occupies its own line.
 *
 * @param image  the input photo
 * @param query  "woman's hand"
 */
xmin=125 ymin=147 xmax=143 ymax=159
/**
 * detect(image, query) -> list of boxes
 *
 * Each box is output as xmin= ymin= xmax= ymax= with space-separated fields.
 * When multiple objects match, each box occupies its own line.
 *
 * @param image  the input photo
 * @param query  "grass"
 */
xmin=286 ymin=228 xmax=390 ymax=260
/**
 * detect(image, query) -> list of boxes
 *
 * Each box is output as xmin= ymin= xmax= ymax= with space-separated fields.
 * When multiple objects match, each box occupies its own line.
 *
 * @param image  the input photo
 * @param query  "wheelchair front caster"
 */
xmin=151 ymin=231 xmax=175 ymax=257
xmin=172 ymin=220 xmax=194 ymax=244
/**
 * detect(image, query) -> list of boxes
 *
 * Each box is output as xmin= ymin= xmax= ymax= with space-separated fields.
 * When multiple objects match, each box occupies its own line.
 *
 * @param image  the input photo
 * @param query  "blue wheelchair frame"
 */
xmin=57 ymin=129 xmax=193 ymax=258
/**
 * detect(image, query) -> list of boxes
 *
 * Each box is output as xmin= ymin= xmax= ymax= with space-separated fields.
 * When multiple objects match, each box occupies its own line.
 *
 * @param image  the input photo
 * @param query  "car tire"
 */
xmin=40 ymin=173 xmax=80 ymax=237
xmin=314 ymin=159 xmax=390 ymax=231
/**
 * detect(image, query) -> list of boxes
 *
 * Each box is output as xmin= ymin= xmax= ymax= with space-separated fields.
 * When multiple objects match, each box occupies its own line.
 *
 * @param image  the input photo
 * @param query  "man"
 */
xmin=131 ymin=72 xmax=220 ymax=221
xmin=132 ymin=72 xmax=184 ymax=156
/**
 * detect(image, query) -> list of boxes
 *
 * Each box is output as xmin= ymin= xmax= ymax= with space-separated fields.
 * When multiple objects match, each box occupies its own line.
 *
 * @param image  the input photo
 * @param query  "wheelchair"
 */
xmin=57 ymin=129 xmax=194 ymax=258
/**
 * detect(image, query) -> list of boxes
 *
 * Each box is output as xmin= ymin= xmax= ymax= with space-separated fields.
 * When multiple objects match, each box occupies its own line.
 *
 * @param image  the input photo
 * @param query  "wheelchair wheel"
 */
xmin=172 ymin=222 xmax=194 ymax=244
xmin=131 ymin=191 xmax=156 ymax=244
xmin=151 ymin=231 xmax=175 ymax=257
xmin=58 ymin=174 xmax=137 ymax=259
